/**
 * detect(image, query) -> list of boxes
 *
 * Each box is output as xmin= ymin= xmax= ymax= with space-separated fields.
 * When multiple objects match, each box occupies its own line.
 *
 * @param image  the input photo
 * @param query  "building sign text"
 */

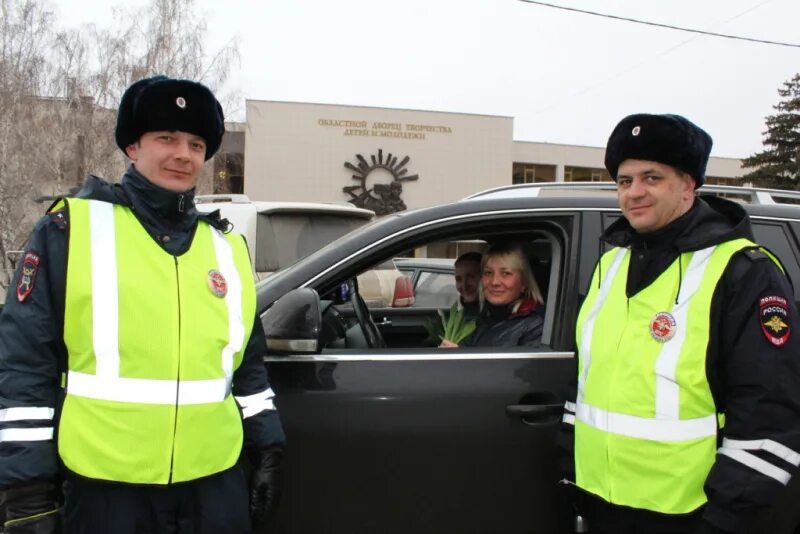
xmin=318 ymin=119 xmax=452 ymax=140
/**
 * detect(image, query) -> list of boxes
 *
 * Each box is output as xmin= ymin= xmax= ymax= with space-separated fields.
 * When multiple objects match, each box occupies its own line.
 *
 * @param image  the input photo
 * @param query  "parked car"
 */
xmin=195 ymin=194 xmax=375 ymax=279
xmin=394 ymin=257 xmax=457 ymax=308
xmin=256 ymin=182 xmax=800 ymax=534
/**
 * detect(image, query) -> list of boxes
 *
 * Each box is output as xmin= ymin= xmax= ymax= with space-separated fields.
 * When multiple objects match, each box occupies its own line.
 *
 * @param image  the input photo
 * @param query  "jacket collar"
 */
xmin=77 ymin=167 xmax=228 ymax=233
xmin=602 ymin=195 xmax=753 ymax=253
xmin=121 ymin=165 xmax=198 ymax=222
xmin=482 ymin=297 xmax=540 ymax=321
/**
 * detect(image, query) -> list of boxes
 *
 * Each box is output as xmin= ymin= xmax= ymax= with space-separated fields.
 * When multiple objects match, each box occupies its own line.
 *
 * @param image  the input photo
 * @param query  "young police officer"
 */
xmin=0 ymin=76 xmax=285 ymax=533
xmin=560 ymin=114 xmax=800 ymax=533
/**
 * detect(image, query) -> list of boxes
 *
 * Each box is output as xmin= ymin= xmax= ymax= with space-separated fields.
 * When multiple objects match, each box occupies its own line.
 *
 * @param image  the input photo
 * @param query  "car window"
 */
xmin=602 ymin=212 xmax=621 ymax=231
xmin=397 ymin=268 xmax=415 ymax=279
xmin=752 ymin=221 xmax=800 ymax=302
xmin=356 ymin=267 xmax=402 ymax=308
xmin=316 ymin=226 xmax=564 ymax=353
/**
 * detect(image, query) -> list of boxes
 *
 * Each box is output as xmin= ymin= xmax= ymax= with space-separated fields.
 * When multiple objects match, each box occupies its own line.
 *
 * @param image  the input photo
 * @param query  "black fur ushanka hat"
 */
xmin=604 ymin=113 xmax=713 ymax=187
xmin=115 ymin=75 xmax=225 ymax=161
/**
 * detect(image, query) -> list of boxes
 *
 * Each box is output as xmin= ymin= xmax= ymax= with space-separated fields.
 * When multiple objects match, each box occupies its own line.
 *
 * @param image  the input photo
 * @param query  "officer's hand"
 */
xmin=250 ymin=446 xmax=284 ymax=528
xmin=2 ymin=481 xmax=61 ymax=534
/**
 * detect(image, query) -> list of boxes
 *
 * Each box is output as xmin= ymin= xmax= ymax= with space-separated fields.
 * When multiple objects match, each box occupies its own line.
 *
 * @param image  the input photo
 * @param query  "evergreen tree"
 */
xmin=742 ymin=74 xmax=800 ymax=189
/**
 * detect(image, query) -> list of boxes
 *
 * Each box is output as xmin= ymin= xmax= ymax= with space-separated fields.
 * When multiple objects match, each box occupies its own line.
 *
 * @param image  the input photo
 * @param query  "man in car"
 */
xmin=0 ymin=76 xmax=285 ymax=533
xmin=454 ymin=252 xmax=482 ymax=320
xmin=560 ymin=113 xmax=800 ymax=533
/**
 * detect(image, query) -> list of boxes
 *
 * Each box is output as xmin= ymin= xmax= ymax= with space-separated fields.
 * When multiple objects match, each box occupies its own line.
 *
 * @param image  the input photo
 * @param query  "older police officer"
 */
xmin=560 ymin=114 xmax=800 ymax=533
xmin=0 ymin=76 xmax=285 ymax=533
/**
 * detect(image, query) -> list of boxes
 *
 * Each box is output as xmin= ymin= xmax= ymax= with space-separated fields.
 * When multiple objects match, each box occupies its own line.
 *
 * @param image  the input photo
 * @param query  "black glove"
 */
xmin=249 ymin=446 xmax=284 ymax=528
xmin=2 ymin=481 xmax=61 ymax=534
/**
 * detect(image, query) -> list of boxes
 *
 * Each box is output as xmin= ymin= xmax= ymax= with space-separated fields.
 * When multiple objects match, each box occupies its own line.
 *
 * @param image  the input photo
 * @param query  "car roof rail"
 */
xmin=195 ymin=193 xmax=252 ymax=204
xmin=463 ymin=181 xmax=800 ymax=206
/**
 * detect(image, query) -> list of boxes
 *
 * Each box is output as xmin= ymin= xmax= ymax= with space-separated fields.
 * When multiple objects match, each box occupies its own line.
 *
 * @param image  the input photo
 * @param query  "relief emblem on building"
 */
xmin=342 ymin=149 xmax=418 ymax=215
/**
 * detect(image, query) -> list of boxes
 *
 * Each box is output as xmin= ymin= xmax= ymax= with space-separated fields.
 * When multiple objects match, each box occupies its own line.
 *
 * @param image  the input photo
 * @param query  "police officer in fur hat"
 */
xmin=559 ymin=113 xmax=800 ymax=533
xmin=0 ymin=76 xmax=285 ymax=533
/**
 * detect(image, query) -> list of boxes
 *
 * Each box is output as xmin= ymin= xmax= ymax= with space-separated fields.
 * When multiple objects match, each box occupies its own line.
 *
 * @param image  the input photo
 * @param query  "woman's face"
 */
xmin=481 ymin=255 xmax=525 ymax=306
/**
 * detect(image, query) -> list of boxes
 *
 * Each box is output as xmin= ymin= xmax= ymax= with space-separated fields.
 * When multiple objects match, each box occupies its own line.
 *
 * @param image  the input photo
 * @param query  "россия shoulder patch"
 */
xmin=759 ymin=295 xmax=791 ymax=347
xmin=16 ymin=251 xmax=41 ymax=303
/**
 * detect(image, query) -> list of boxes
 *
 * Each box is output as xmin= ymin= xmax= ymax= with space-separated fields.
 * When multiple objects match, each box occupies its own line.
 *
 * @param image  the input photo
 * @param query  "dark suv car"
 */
xmin=256 ymin=183 xmax=800 ymax=534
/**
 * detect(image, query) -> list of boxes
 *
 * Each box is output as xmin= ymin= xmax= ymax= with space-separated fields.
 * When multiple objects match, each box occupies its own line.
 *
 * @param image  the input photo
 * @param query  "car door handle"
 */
xmin=505 ymin=403 xmax=563 ymax=425
xmin=374 ymin=318 xmax=392 ymax=327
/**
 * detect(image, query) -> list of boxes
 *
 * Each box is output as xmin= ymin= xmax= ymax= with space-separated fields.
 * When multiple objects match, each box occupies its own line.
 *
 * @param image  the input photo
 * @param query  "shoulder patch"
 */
xmin=16 ymin=251 xmax=41 ymax=303
xmin=759 ymin=295 xmax=791 ymax=347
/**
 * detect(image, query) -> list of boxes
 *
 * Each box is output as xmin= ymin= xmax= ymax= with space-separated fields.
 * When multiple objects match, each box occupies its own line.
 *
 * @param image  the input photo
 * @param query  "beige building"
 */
xmin=228 ymin=101 xmax=745 ymax=212
xmin=243 ymin=101 xmax=514 ymax=212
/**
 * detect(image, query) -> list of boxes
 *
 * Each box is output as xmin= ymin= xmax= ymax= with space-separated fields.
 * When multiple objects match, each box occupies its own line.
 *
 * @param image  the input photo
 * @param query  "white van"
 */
xmin=195 ymin=194 xmax=375 ymax=280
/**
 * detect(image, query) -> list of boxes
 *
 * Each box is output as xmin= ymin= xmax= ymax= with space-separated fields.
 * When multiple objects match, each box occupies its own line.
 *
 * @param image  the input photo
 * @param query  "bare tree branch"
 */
xmin=0 ymin=0 xmax=240 ymax=293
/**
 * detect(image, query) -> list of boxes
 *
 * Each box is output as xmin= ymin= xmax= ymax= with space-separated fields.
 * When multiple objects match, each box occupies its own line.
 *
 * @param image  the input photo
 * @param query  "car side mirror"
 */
xmin=264 ymin=288 xmax=322 ymax=354
xmin=392 ymin=275 xmax=415 ymax=307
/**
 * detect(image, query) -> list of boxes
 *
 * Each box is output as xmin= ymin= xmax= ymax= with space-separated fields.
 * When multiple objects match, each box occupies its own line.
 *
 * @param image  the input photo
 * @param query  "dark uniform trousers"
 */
xmin=62 ymin=465 xmax=250 ymax=534
xmin=575 ymin=490 xmax=706 ymax=534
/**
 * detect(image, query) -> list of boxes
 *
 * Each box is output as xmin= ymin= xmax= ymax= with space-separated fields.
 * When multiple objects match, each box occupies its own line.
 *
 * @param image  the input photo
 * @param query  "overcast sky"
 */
xmin=53 ymin=0 xmax=800 ymax=159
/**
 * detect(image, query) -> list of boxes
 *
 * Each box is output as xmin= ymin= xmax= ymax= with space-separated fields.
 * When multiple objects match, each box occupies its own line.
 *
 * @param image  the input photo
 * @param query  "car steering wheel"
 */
xmin=349 ymin=278 xmax=386 ymax=349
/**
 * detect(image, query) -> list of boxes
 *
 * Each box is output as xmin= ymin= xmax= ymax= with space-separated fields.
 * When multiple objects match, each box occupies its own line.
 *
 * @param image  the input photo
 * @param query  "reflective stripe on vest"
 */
xmin=59 ymin=198 xmax=255 ymax=484
xmin=574 ymin=239 xmax=756 ymax=514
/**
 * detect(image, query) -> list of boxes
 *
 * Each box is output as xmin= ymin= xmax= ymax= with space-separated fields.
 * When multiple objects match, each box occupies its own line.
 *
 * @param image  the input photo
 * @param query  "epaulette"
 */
xmin=48 ymin=209 xmax=67 ymax=231
xmin=742 ymin=247 xmax=768 ymax=262
xmin=198 ymin=208 xmax=232 ymax=232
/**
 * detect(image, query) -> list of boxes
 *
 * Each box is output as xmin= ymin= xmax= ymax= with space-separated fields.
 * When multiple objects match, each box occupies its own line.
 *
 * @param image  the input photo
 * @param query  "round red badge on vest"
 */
xmin=650 ymin=312 xmax=677 ymax=343
xmin=207 ymin=270 xmax=227 ymax=298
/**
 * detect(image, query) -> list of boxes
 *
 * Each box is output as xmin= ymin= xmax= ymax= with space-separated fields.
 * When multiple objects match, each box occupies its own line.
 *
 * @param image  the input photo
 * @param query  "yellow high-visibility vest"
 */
xmin=574 ymin=239 xmax=756 ymax=514
xmin=59 ymin=198 xmax=255 ymax=484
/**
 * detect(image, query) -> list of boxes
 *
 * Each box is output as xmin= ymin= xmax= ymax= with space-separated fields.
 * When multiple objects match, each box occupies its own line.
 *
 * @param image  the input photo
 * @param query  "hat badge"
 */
xmin=176 ymin=96 xmax=187 ymax=109
xmin=631 ymin=126 xmax=641 ymax=136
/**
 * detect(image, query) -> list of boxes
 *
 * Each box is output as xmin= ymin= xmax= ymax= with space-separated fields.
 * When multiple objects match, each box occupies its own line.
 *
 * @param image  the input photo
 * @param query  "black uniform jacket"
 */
xmin=559 ymin=196 xmax=800 ymax=533
xmin=0 ymin=167 xmax=285 ymax=489
xmin=463 ymin=298 xmax=544 ymax=347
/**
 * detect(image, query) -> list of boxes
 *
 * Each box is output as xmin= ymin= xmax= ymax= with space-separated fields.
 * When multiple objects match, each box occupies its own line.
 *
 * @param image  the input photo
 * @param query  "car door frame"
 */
xmin=260 ymin=206 xmax=606 ymax=533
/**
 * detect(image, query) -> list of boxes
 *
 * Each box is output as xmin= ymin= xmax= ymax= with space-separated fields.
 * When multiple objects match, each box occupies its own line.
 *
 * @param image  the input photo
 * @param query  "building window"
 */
xmin=565 ymin=166 xmax=612 ymax=182
xmin=512 ymin=163 xmax=556 ymax=184
xmin=524 ymin=168 xmax=535 ymax=183
xmin=214 ymin=152 xmax=244 ymax=194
